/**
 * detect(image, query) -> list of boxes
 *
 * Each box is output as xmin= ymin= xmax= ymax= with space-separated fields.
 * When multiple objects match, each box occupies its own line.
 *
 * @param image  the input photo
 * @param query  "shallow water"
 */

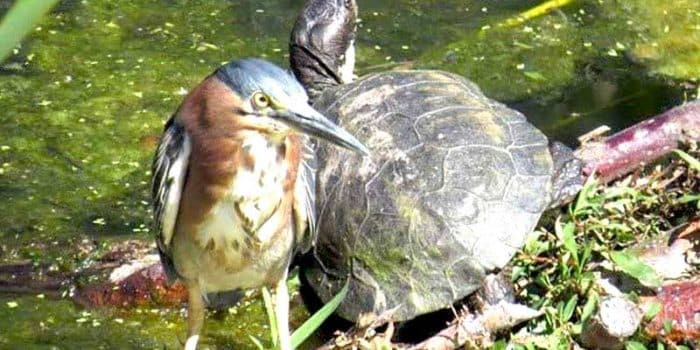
xmin=0 ymin=0 xmax=697 ymax=348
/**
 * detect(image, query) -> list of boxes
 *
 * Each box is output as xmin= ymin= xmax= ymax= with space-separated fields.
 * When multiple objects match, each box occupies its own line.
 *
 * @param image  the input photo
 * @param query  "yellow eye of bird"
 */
xmin=252 ymin=92 xmax=270 ymax=109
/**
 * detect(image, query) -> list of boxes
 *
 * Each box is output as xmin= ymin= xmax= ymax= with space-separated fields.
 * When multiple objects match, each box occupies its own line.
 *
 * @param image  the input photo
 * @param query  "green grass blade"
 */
xmin=678 ymin=194 xmax=700 ymax=203
xmin=0 ymin=0 xmax=60 ymax=63
xmin=674 ymin=149 xmax=700 ymax=171
xmin=573 ymin=176 xmax=598 ymax=216
xmin=609 ymin=251 xmax=663 ymax=288
xmin=249 ymin=335 xmax=266 ymax=350
xmin=561 ymin=294 xmax=578 ymax=322
xmin=580 ymin=292 xmax=598 ymax=323
xmin=625 ymin=341 xmax=647 ymax=350
xmin=556 ymin=220 xmax=579 ymax=266
xmin=644 ymin=302 xmax=662 ymax=321
xmin=262 ymin=287 xmax=279 ymax=348
xmin=291 ymin=281 xmax=349 ymax=349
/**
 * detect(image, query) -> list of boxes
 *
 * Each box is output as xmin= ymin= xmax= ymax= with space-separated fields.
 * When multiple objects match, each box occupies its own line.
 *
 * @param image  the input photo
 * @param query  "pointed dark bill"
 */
xmin=270 ymin=103 xmax=370 ymax=156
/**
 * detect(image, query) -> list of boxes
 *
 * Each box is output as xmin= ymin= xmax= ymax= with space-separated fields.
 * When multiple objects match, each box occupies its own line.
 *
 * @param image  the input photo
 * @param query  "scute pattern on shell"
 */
xmin=305 ymin=70 xmax=553 ymax=321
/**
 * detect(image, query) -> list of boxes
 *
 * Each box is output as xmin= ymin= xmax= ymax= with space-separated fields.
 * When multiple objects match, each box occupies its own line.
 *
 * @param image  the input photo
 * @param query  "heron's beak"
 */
xmin=270 ymin=103 xmax=370 ymax=156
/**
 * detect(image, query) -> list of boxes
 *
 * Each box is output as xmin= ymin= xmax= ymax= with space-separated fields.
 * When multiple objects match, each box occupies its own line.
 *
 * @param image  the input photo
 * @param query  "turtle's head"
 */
xmin=290 ymin=0 xmax=357 ymax=102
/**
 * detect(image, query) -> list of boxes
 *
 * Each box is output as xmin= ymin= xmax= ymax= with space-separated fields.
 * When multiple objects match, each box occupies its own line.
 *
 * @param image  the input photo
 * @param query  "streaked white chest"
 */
xmin=193 ymin=135 xmax=293 ymax=291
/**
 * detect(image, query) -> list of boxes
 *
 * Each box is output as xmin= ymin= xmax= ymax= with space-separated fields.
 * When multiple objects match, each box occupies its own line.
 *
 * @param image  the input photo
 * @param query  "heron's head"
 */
xmin=212 ymin=58 xmax=368 ymax=155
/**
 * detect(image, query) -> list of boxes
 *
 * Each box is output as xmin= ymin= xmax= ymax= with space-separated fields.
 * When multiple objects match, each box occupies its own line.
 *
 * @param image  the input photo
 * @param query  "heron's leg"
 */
xmin=185 ymin=284 xmax=205 ymax=350
xmin=274 ymin=273 xmax=292 ymax=350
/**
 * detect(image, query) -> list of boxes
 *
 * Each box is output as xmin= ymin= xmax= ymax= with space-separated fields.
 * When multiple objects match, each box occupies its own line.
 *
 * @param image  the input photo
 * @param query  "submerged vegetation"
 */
xmin=417 ymin=0 xmax=700 ymax=101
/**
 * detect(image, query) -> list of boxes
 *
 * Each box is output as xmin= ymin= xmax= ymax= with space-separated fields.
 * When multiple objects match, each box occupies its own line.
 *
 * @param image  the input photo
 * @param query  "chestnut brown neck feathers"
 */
xmin=174 ymin=77 xmax=302 ymax=236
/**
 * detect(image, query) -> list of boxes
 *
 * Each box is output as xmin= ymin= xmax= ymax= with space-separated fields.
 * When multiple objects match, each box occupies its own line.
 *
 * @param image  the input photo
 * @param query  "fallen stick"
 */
xmin=497 ymin=0 xmax=575 ymax=28
xmin=407 ymin=302 xmax=542 ymax=350
xmin=575 ymin=100 xmax=700 ymax=183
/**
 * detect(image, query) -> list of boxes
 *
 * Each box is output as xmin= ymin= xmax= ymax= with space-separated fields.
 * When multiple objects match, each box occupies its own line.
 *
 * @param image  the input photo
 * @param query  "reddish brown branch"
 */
xmin=575 ymin=100 xmax=700 ymax=183
xmin=0 ymin=261 xmax=68 ymax=297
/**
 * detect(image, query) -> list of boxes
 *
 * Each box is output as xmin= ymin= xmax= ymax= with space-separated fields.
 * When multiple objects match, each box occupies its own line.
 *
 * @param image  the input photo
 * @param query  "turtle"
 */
xmin=289 ymin=0 xmax=584 ymax=322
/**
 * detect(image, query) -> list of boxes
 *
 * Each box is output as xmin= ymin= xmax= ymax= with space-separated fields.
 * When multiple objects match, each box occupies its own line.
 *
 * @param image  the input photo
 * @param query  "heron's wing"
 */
xmin=151 ymin=117 xmax=190 ymax=281
xmin=293 ymin=136 xmax=317 ymax=254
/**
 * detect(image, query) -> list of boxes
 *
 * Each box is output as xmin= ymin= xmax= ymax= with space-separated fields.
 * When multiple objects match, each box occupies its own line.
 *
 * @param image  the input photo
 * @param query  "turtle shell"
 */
xmin=304 ymin=70 xmax=553 ymax=322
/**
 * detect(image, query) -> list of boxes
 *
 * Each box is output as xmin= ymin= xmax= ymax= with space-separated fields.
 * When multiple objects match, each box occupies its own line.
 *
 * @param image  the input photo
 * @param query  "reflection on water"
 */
xmin=0 ymin=0 xmax=696 ymax=348
xmin=514 ymin=59 xmax=688 ymax=145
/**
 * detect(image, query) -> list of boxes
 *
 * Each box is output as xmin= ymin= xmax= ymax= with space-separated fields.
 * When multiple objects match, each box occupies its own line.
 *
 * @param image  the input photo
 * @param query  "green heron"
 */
xmin=151 ymin=58 xmax=368 ymax=350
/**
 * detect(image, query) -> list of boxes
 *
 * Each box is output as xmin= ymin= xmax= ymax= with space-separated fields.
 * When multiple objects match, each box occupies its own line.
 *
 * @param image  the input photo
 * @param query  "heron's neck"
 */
xmin=235 ymin=131 xmax=300 ymax=193
xmin=182 ymin=129 xmax=300 ymax=218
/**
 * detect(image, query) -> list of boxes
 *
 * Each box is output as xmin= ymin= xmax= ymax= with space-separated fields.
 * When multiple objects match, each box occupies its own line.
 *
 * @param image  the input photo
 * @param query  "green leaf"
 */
xmin=556 ymin=220 xmax=579 ymax=266
xmin=663 ymin=319 xmax=673 ymax=334
xmin=262 ymin=287 xmax=278 ymax=348
xmin=678 ymin=193 xmax=700 ymax=205
xmin=578 ymin=271 xmax=596 ymax=293
xmin=491 ymin=340 xmax=508 ymax=350
xmin=580 ymin=292 xmax=598 ymax=323
xmin=561 ymin=294 xmax=578 ymax=322
xmin=523 ymin=71 xmax=546 ymax=81
xmin=511 ymin=265 xmax=527 ymax=280
xmin=287 ymin=275 xmax=301 ymax=289
xmin=578 ymin=243 xmax=593 ymax=275
xmin=291 ymin=281 xmax=349 ymax=349
xmin=573 ymin=176 xmax=598 ymax=216
xmin=609 ymin=251 xmax=663 ymax=288
xmin=644 ymin=302 xmax=662 ymax=321
xmin=0 ymin=0 xmax=60 ymax=62
xmin=625 ymin=341 xmax=647 ymax=350
xmin=570 ymin=323 xmax=582 ymax=335
xmin=674 ymin=149 xmax=700 ymax=171
xmin=248 ymin=335 xmax=266 ymax=350
xmin=555 ymin=300 xmax=565 ymax=321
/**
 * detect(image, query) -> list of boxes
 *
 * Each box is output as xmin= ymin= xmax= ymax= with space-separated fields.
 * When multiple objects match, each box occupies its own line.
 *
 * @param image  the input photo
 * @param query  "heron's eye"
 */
xmin=251 ymin=92 xmax=270 ymax=109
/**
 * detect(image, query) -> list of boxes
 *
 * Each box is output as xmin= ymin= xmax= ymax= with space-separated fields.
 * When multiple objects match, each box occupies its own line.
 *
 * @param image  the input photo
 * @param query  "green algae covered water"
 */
xmin=0 ymin=0 xmax=697 ymax=348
